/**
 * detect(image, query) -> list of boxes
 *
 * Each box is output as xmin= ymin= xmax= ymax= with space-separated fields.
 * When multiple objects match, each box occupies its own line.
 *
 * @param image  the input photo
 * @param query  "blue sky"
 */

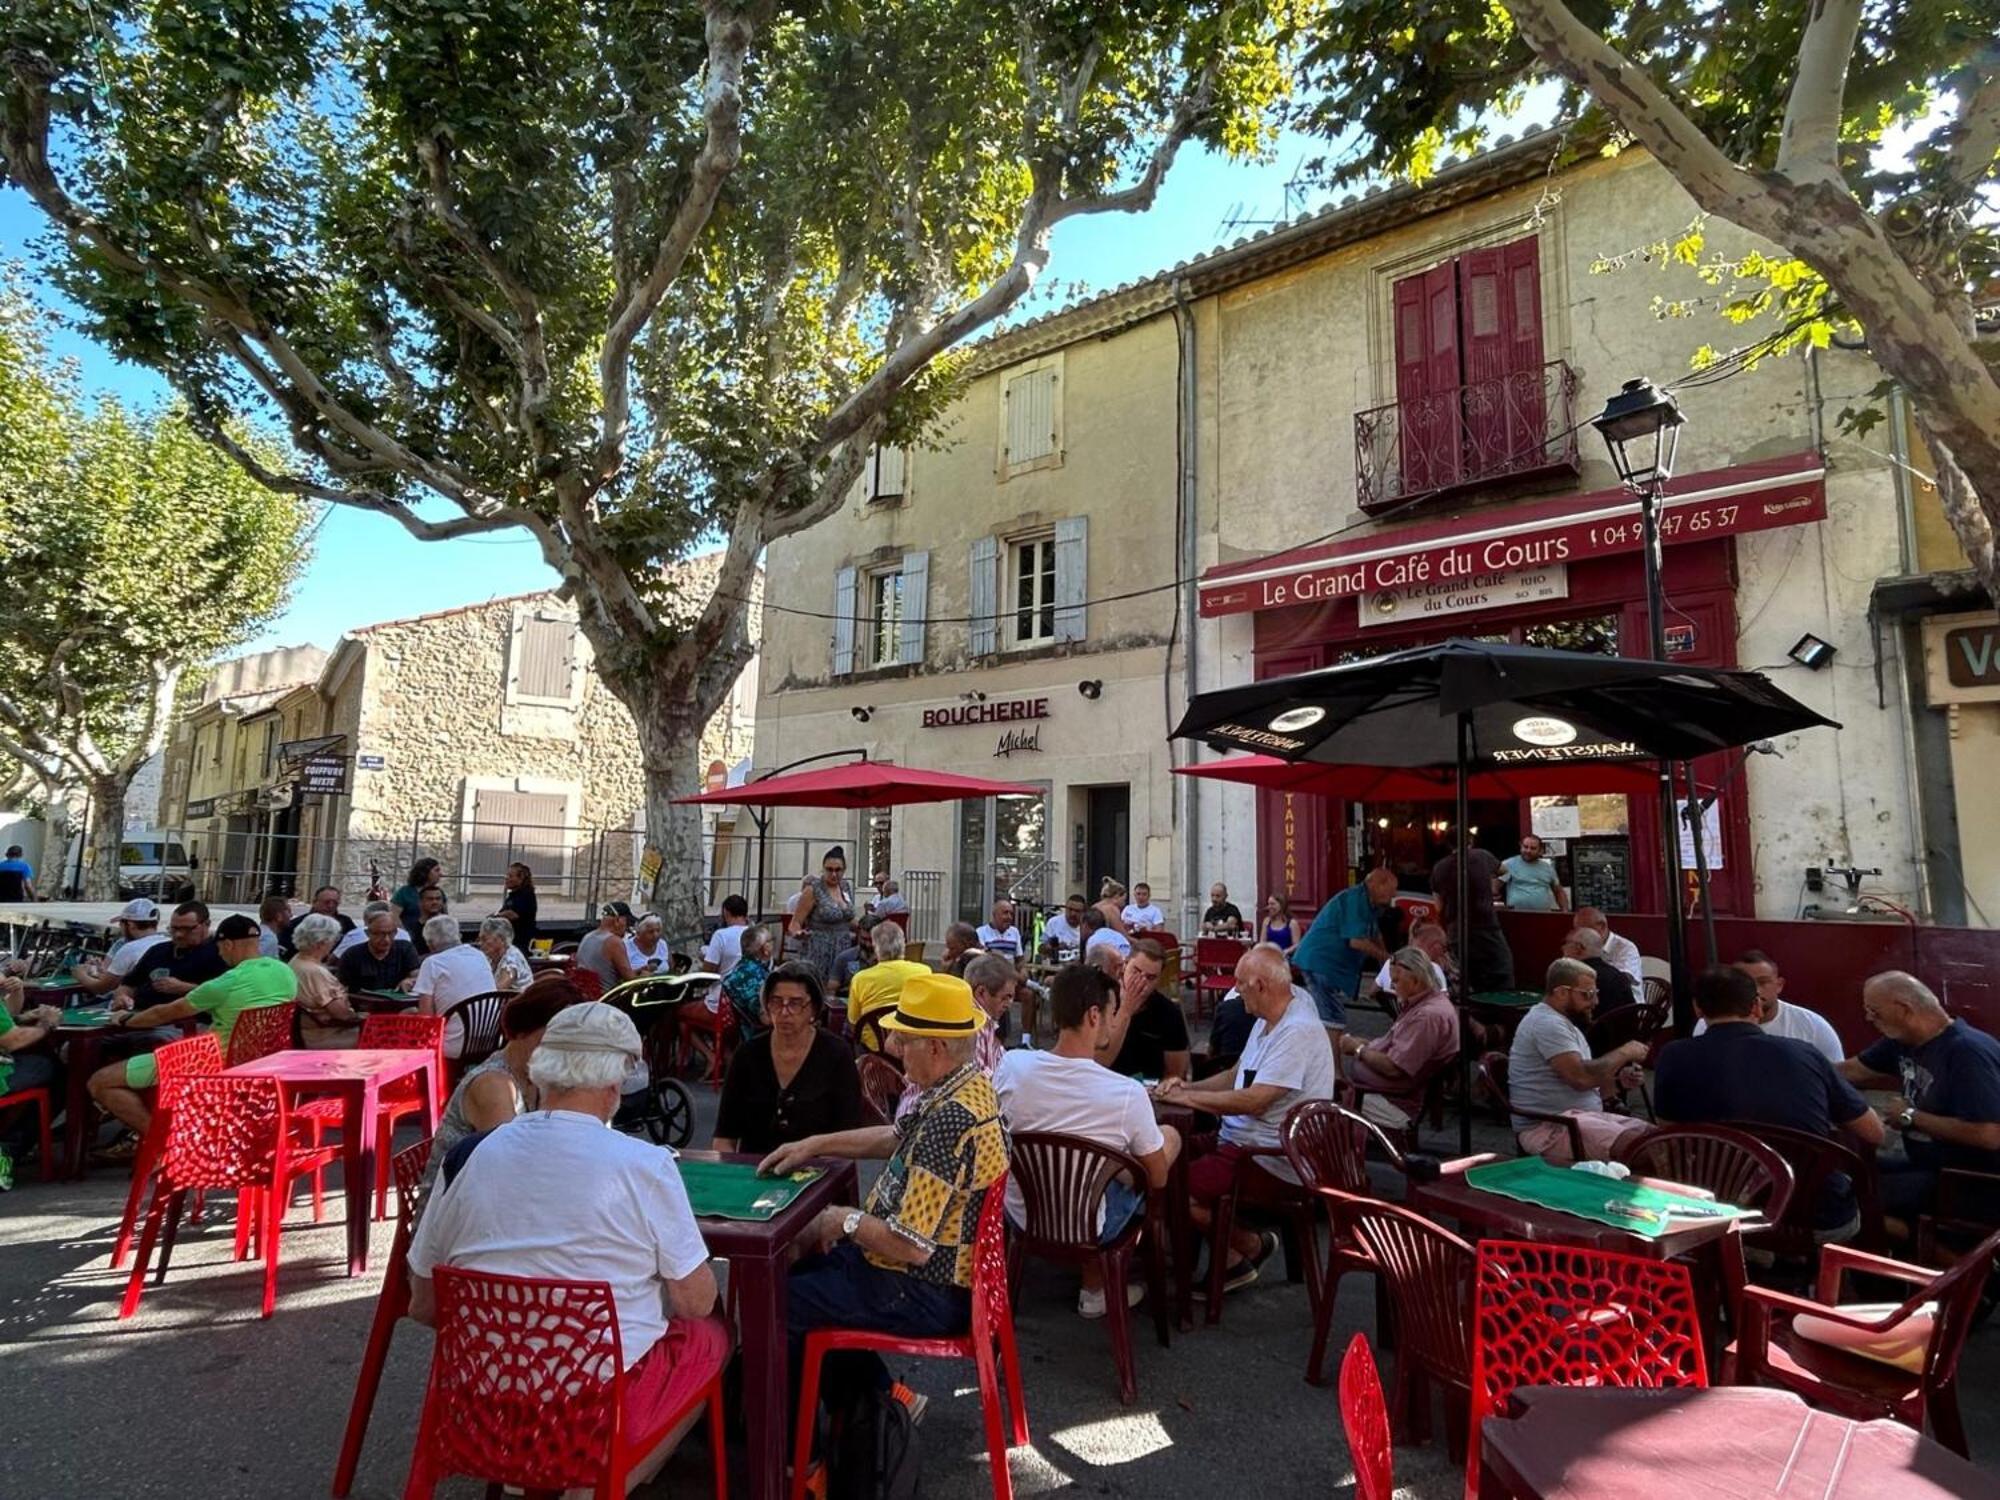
xmin=0 ymin=130 xmax=1352 ymax=650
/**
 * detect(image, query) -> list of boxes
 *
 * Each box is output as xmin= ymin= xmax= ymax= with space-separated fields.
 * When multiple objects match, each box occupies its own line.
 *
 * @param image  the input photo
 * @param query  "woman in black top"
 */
xmin=712 ymin=962 xmax=866 ymax=1156
xmin=498 ymin=861 xmax=539 ymax=952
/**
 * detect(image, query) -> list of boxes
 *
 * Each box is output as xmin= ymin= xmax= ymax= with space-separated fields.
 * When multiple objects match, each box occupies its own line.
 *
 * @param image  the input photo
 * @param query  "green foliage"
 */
xmin=0 ymin=284 xmax=310 ymax=774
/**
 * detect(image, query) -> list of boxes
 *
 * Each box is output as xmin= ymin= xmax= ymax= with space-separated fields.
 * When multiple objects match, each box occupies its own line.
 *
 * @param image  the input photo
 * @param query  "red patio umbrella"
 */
xmin=673 ymin=760 xmax=1037 ymax=809
xmin=1172 ymin=754 xmax=1658 ymax=801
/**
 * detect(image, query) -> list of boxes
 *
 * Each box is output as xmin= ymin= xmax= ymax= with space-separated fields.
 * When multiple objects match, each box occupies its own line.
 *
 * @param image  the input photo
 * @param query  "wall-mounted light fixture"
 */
xmin=1787 ymin=633 xmax=1836 ymax=671
xmin=850 ymin=705 xmax=873 ymax=723
xmin=1078 ymin=679 xmax=1103 ymax=700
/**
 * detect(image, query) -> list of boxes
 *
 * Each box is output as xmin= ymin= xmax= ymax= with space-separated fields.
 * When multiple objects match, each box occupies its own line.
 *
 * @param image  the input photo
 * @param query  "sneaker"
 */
xmin=0 ymin=1147 xmax=13 ymax=1192
xmin=1077 ymin=1282 xmax=1147 ymax=1319
xmin=888 ymin=1381 xmax=928 ymax=1427
xmin=90 ymin=1132 xmax=140 ymax=1165
xmin=1194 ymin=1231 xmax=1279 ymax=1298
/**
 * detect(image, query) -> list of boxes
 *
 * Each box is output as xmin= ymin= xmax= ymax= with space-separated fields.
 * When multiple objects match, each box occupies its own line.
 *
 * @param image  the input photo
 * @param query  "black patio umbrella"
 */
xmin=1171 ymin=637 xmax=1839 ymax=1151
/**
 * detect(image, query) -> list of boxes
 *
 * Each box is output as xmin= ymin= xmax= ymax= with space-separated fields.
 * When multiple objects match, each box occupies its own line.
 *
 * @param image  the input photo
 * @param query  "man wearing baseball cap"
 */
xmin=576 ymin=901 xmax=639 ymax=992
xmin=762 ymin=971 xmax=1010 ymax=1435
xmin=72 ymin=899 xmax=169 ymax=997
xmin=409 ymin=1002 xmax=726 ymax=1482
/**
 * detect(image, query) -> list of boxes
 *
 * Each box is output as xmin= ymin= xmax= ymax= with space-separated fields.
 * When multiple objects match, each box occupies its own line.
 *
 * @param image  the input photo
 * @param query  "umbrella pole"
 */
xmin=1680 ymin=762 xmax=1720 ymax=965
xmin=1456 ymin=712 xmax=1474 ymax=1157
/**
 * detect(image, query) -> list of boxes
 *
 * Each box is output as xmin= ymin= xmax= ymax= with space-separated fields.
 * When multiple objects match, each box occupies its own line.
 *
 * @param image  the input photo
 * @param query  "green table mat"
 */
xmin=1463 ymin=1156 xmax=1751 ymax=1240
xmin=60 ymin=1005 xmax=113 ymax=1028
xmin=679 ymin=1159 xmax=822 ymax=1222
xmin=353 ymin=988 xmax=416 ymax=1003
xmin=1469 ymin=990 xmax=1543 ymax=1009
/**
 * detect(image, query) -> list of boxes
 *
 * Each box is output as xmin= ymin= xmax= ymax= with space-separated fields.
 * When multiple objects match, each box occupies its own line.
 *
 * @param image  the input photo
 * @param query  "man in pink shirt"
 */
xmin=895 ymin=952 xmax=1012 ymax=1118
xmin=1338 ymin=946 xmax=1460 ymax=1130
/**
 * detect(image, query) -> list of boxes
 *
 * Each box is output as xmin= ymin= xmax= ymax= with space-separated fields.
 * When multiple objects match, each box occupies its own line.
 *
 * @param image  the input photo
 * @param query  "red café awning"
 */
xmin=1173 ymin=755 xmax=1659 ymax=801
xmin=1198 ymin=452 xmax=1826 ymax=619
xmin=673 ymin=761 xmax=1037 ymax=809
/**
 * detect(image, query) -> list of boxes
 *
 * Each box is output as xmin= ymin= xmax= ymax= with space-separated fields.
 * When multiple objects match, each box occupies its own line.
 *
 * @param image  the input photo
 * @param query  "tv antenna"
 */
xmin=1216 ymin=160 xmax=1316 ymax=237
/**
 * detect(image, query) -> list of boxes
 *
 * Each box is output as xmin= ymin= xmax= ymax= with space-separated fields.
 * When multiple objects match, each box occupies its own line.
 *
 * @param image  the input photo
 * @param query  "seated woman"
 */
xmin=477 ymin=916 xmax=534 ymax=993
xmin=420 ymin=976 xmax=584 ymax=1198
xmin=625 ymin=913 xmax=671 ymax=976
xmin=711 ymin=962 xmax=865 ymax=1156
xmin=289 ymin=912 xmax=362 ymax=1049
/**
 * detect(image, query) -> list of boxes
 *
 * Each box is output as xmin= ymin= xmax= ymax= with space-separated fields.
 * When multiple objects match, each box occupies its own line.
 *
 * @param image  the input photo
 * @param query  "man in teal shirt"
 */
xmin=1499 ymin=835 xmax=1567 ymax=912
xmin=1292 ymin=868 xmax=1397 ymax=1034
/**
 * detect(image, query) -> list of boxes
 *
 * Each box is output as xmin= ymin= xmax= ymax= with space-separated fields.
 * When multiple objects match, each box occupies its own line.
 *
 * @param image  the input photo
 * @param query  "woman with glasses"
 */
xmin=787 ymin=844 xmax=856 ymax=984
xmin=711 ymin=962 xmax=865 ymax=1156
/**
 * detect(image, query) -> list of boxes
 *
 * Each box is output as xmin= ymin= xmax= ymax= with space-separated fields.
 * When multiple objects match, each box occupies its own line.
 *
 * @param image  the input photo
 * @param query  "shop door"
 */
xmin=1084 ymin=786 xmax=1129 ymax=899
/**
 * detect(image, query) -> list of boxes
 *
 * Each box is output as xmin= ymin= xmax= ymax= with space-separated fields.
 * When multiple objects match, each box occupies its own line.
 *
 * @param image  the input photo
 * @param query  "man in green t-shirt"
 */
xmin=0 ymin=993 xmax=62 ymax=1188
xmin=87 ymin=913 xmax=298 ymax=1137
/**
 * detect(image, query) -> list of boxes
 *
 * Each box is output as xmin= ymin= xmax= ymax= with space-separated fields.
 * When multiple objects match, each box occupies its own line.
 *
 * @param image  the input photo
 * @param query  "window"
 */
xmin=862 ymin=445 xmax=907 ymax=504
xmin=832 ymin=552 xmax=927 ymax=676
xmin=262 ymin=721 xmax=279 ymax=778
xmin=999 ymin=357 xmax=1063 ymax=476
xmin=512 ymin=615 xmax=576 ymax=702
xmin=956 ymin=787 xmax=1050 ymax=922
xmin=1011 ymin=535 xmax=1056 ymax=646
xmin=866 ymin=566 xmax=904 ymax=669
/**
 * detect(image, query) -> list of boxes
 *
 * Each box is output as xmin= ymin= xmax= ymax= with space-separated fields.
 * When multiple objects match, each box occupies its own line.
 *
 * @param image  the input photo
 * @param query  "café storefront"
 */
xmin=1197 ymin=451 xmax=1829 ymax=919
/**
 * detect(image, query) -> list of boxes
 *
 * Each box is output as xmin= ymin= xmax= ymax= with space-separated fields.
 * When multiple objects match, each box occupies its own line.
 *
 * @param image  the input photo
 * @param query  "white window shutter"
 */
xmin=832 ymin=566 xmax=857 ymax=676
xmin=967 ymin=537 xmax=999 ymax=656
xmin=898 ymin=551 xmax=928 ymax=665
xmin=876 ymin=446 xmax=906 ymax=498
xmin=1004 ymin=369 xmax=1057 ymax=465
xmin=1053 ymin=516 xmax=1088 ymax=642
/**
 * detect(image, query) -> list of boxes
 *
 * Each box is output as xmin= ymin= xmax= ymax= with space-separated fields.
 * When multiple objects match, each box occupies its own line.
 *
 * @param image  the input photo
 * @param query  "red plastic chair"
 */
xmin=1281 ymin=1100 xmax=1404 ymax=1385
xmin=1199 ymin=1137 xmax=1318 ymax=1327
xmin=1723 ymin=1227 xmax=2000 ymax=1456
xmin=1340 ymin=1332 xmax=1393 ymax=1500
xmin=224 ymin=1001 xmax=298 ymax=1066
xmin=790 ymin=1178 xmax=1027 ymax=1500
xmin=403 ymin=1266 xmax=727 ymax=1499
xmin=119 ymin=1074 xmax=340 ymax=1319
xmin=676 ymin=996 xmax=736 ymax=1086
xmin=330 ymin=1136 xmax=434 ymax=1496
xmin=1476 ymin=1051 xmax=1586 ymax=1162
xmin=1006 ymin=1132 xmax=1171 ymax=1404
xmin=1467 ymin=1240 xmax=1707 ymax=1496
xmin=1191 ymin=937 xmax=1247 ymax=1020
xmin=110 ymin=1032 xmax=224 ymax=1269
xmin=295 ymin=1011 xmax=446 ymax=1218
xmin=1725 ymin=1119 xmax=1886 ymax=1263
xmin=855 ymin=1052 xmax=905 ymax=1122
xmin=1341 ymin=1197 xmax=1476 ymax=1460
xmin=0 ymin=1086 xmax=55 ymax=1183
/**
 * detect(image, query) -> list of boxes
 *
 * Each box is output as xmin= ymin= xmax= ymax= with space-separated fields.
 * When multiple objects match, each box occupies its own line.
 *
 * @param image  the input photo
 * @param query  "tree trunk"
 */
xmin=83 ymin=774 xmax=129 ymax=902
xmin=636 ymin=711 xmax=710 ymax=948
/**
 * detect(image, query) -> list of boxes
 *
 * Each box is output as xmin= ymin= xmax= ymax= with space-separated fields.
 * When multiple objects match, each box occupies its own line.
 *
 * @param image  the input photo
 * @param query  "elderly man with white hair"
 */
xmin=413 ymin=914 xmax=496 ymax=1057
xmin=1559 ymin=926 xmax=1636 ymax=1014
xmin=408 ymin=1003 xmax=725 ymax=1480
xmin=1842 ymin=970 xmax=2000 ymax=1223
xmin=1572 ymin=906 xmax=1643 ymax=990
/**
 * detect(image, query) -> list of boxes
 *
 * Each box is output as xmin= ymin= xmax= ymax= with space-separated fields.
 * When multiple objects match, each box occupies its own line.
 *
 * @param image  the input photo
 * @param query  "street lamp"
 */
xmin=1591 ymin=377 xmax=1708 ymax=1023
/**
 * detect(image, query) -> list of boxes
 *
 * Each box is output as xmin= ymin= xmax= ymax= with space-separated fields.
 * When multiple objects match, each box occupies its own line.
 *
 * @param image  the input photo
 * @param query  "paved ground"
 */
xmin=6 ymin=1018 xmax=1999 ymax=1498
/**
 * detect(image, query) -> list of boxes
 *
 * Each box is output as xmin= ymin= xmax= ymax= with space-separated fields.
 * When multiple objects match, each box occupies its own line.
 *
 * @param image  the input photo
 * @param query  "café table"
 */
xmin=1478 ymin=1385 xmax=1993 ymax=1499
xmin=225 ymin=1048 xmax=442 ymax=1276
xmin=51 ymin=1005 xmax=196 ymax=1179
xmin=1150 ymin=1097 xmax=1205 ymax=1330
xmin=348 ymin=987 xmax=418 ymax=1012
xmin=677 ymin=1150 xmax=860 ymax=1500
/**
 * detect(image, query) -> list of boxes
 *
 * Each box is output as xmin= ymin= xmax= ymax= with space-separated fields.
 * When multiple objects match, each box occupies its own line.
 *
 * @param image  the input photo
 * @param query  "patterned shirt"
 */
xmin=864 ymin=1063 xmax=1009 ymax=1289
xmin=722 ymin=957 xmax=769 ymax=1037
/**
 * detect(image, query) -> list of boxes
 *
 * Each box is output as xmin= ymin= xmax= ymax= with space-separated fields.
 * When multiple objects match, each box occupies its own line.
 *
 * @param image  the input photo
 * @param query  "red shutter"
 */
xmin=1392 ymin=261 xmax=1463 ymax=494
xmin=1501 ymin=235 xmax=1546 ymax=466
xmin=1458 ymin=245 xmax=1508 ymax=473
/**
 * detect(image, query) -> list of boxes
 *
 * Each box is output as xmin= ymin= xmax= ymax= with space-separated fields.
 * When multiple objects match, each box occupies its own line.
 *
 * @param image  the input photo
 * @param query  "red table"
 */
xmin=1479 ymin=1385 xmax=1994 ymax=1498
xmin=679 ymin=1150 xmax=861 ymax=1500
xmin=1151 ymin=1097 xmax=1207 ymax=1330
xmin=53 ymin=1011 xmax=196 ymax=1179
xmin=225 ymin=1049 xmax=442 ymax=1276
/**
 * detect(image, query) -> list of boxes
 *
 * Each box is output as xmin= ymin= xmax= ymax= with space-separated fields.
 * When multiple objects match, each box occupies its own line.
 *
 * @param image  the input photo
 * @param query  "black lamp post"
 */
xmin=1591 ymin=377 xmax=1704 ymax=1029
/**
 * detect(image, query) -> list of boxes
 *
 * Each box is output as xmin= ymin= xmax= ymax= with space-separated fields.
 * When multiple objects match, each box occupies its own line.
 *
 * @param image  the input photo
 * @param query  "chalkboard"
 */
xmin=1569 ymin=838 xmax=1631 ymax=915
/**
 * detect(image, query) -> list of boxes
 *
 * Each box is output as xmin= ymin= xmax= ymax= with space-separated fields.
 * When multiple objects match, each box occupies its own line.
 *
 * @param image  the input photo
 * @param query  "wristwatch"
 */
xmin=841 ymin=1209 xmax=865 ymax=1239
xmin=1896 ymin=1108 xmax=1918 ymax=1131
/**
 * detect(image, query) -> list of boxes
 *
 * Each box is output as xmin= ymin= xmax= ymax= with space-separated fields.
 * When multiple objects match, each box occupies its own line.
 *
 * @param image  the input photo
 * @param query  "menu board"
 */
xmin=1569 ymin=838 xmax=1632 ymax=915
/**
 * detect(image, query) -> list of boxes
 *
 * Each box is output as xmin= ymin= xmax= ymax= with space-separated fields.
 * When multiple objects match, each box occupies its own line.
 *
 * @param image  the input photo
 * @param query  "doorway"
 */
xmin=1084 ymin=785 xmax=1130 ymax=901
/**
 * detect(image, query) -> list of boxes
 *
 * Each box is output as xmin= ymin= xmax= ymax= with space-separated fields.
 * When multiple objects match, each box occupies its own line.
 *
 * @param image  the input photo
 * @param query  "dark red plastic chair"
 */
xmin=403 ymin=1265 xmax=727 ymax=1499
xmin=224 ymin=1000 xmax=298 ymax=1066
xmin=790 ymin=1178 xmax=1027 ymax=1500
xmin=854 ymin=1051 xmax=905 ymax=1122
xmin=1341 ymin=1197 xmax=1476 ymax=1461
xmin=676 ymin=996 xmax=736 ymax=1086
xmin=1724 ymin=1227 xmax=2000 ymax=1457
xmin=110 ymin=1032 xmax=224 ymax=1269
xmin=1721 ymin=1119 xmax=1884 ymax=1263
xmin=0 ymin=1086 xmax=55 ymax=1182
xmin=294 ymin=1011 xmax=445 ymax=1219
xmin=1340 ymin=1332 xmax=1393 ymax=1500
xmin=1477 ymin=1050 xmax=1586 ymax=1162
xmin=436 ymin=989 xmax=509 ymax=1086
xmin=1199 ymin=1128 xmax=1318 ymax=1327
xmin=1468 ymin=1240 xmax=1708 ymax=1496
xmin=1616 ymin=1123 xmax=1796 ymax=1223
xmin=1281 ymin=1100 xmax=1404 ymax=1384
xmin=330 ymin=1136 xmax=434 ymax=1496
xmin=1006 ymin=1131 xmax=1170 ymax=1404
xmin=119 ymin=1074 xmax=340 ymax=1319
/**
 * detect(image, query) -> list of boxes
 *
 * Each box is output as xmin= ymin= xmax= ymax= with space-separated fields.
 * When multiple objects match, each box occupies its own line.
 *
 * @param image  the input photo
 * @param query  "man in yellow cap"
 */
xmin=761 ymin=971 xmax=1010 ymax=1437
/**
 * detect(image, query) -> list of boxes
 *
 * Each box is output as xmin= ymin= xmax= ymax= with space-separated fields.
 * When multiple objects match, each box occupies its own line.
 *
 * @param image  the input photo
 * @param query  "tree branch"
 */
xmin=1777 ymin=0 xmax=1864 ymax=185
xmin=1935 ymin=56 xmax=2000 ymax=199
xmin=121 ymin=661 xmax=183 ymax=776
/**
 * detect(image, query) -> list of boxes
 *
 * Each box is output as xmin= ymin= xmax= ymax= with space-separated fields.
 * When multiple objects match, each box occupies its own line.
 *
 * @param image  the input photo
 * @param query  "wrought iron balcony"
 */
xmin=1354 ymin=359 xmax=1581 ymax=514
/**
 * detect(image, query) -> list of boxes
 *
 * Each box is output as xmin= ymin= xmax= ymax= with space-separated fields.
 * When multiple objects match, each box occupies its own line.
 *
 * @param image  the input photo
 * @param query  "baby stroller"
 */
xmin=601 ymin=972 xmax=710 ymax=1148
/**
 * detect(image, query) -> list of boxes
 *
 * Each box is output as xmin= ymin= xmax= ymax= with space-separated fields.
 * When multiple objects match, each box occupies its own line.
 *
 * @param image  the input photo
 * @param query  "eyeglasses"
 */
xmin=169 ymin=922 xmax=200 ymax=934
xmin=767 ymin=993 xmax=815 ymax=1013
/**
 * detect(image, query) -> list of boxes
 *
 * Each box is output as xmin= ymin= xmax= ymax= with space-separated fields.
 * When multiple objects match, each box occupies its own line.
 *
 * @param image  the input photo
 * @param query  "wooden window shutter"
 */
xmin=898 ymin=551 xmax=929 ymax=665
xmin=875 ymin=446 xmax=907 ymax=498
xmin=468 ymin=789 xmax=568 ymax=879
xmin=967 ymin=537 xmax=999 ymax=656
xmin=1004 ymin=368 xmax=1057 ymax=465
xmin=1052 ymin=516 xmax=1088 ymax=643
xmin=516 ymin=616 xmax=575 ymax=700
xmin=832 ymin=567 xmax=857 ymax=676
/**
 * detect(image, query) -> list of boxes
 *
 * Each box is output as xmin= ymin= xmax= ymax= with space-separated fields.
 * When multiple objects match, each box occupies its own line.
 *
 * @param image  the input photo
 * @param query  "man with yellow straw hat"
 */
xmin=761 ymin=970 xmax=1009 ymax=1439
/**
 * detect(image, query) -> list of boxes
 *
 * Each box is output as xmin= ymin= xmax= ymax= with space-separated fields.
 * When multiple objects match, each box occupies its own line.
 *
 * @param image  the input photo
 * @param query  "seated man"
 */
xmin=1657 ymin=965 xmax=1882 ymax=1237
xmin=872 ymin=879 xmax=909 ymax=916
xmin=1560 ymin=926 xmax=1636 ymax=1014
xmin=1691 ymin=949 xmax=1842 ymax=1064
xmin=408 ymin=1003 xmax=725 ymax=1485
xmin=846 ymin=920 xmax=932 ymax=1053
xmin=1121 ymin=883 xmax=1166 ymax=931
xmin=1841 ymin=970 xmax=2000 ymax=1226
xmin=1507 ymin=957 xmax=1652 ymax=1164
xmin=1338 ymin=945 xmax=1460 ymax=1131
xmin=414 ymin=915 xmax=500 ymax=1057
xmin=1040 ymin=894 xmax=1088 ymax=960
xmin=1156 ymin=943 xmax=1335 ymax=1294
xmin=73 ymin=899 xmax=169 ymax=996
xmin=332 ymin=899 xmax=411 ymax=957
xmin=996 ymin=964 xmax=1180 ymax=1318
xmin=337 ymin=904 xmax=422 ymax=992
xmin=1101 ymin=940 xmax=1191 ymax=1083
xmin=0 ymin=987 xmax=63 ymax=1188
xmin=761 ymin=974 xmax=1009 ymax=1444
xmin=408 ymin=883 xmax=451 ymax=952
xmin=975 ymin=898 xmax=1025 ymax=961
xmin=894 ymin=953 xmax=1012 ymax=1119
xmin=939 ymin=922 xmax=982 ymax=973
xmin=88 ymin=913 xmax=298 ymax=1138
xmin=1079 ymin=906 xmax=1131 ymax=963
xmin=828 ymin=919 xmax=875 ymax=999
xmin=1572 ymin=905 xmax=1643 ymax=991
xmin=1372 ymin=919 xmax=1449 ymax=997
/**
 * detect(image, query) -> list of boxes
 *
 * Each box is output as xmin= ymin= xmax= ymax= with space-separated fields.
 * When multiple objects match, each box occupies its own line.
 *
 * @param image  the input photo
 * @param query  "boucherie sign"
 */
xmin=1198 ymin=454 xmax=1826 ymax=619
xmin=921 ymin=698 xmax=1050 ymax=728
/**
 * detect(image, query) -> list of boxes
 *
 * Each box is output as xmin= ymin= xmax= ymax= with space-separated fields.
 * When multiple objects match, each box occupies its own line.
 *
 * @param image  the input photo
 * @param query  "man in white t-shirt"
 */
xmin=1121 ymin=883 xmax=1166 ymax=931
xmin=871 ymin=879 xmax=909 ymax=916
xmin=1689 ymin=950 xmax=1843 ymax=1064
xmin=1039 ymin=893 xmax=1087 ymax=959
xmin=701 ymin=894 xmax=751 ymax=979
xmin=1573 ymin=906 xmax=1644 ymax=990
xmin=1508 ymin=957 xmax=1652 ymax=1164
xmin=408 ymin=1004 xmax=724 ymax=1481
xmin=75 ymin=899 xmax=170 ymax=995
xmin=413 ymin=915 xmax=499 ymax=1057
xmin=1156 ymin=942 xmax=1334 ymax=1295
xmin=976 ymin=897 xmax=1025 ymax=961
xmin=996 ymin=963 xmax=1180 ymax=1319
xmin=1372 ymin=919 xmax=1449 ymax=996
xmin=1081 ymin=907 xmax=1131 ymax=962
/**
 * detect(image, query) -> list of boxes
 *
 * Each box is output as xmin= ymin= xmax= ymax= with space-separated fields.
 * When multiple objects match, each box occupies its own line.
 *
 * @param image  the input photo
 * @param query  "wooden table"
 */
xmin=1478 ymin=1385 xmax=1994 ymax=1499
xmin=1410 ymin=1156 xmax=1742 ymax=1262
xmin=680 ymin=1150 xmax=860 ymax=1500
xmin=225 ymin=1049 xmax=441 ymax=1276
xmin=1151 ymin=1097 xmax=1217 ymax=1331
xmin=53 ymin=1009 xmax=194 ymax=1179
